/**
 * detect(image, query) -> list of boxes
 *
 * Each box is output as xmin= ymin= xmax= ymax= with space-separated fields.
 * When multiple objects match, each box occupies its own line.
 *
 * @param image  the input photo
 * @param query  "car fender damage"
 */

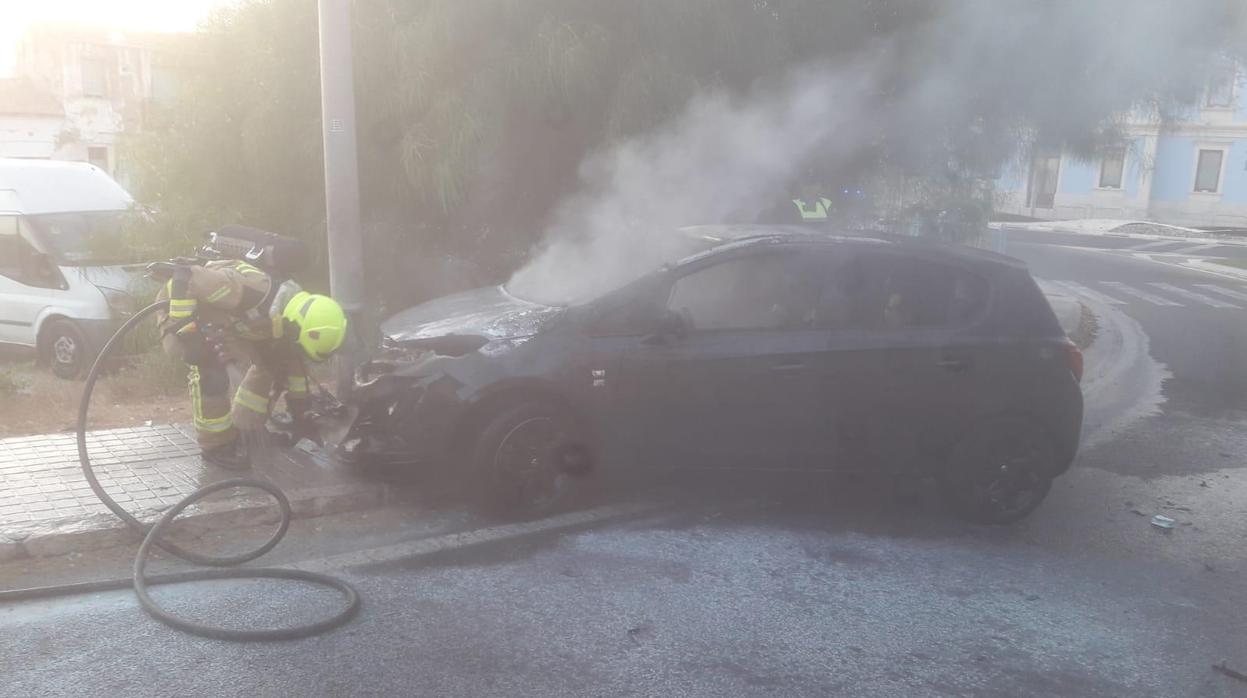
xmin=340 ymin=330 xmax=551 ymax=468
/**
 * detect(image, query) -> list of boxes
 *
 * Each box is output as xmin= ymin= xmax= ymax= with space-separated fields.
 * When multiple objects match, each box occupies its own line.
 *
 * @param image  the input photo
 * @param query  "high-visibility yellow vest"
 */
xmin=792 ymin=197 xmax=832 ymax=220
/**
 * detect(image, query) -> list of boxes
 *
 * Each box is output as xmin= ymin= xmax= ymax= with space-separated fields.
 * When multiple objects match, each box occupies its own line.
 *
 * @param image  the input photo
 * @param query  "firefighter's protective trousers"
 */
xmin=155 ymin=260 xmax=308 ymax=449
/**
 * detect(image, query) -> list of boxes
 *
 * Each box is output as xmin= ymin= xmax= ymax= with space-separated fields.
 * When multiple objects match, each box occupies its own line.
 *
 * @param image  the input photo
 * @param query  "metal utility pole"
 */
xmin=317 ymin=0 xmax=365 ymax=395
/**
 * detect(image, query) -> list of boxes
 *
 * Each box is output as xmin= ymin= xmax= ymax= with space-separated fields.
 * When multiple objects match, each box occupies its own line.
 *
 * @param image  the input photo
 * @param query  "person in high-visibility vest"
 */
xmin=791 ymin=194 xmax=833 ymax=221
xmin=154 ymin=260 xmax=348 ymax=470
xmin=791 ymin=178 xmax=833 ymax=221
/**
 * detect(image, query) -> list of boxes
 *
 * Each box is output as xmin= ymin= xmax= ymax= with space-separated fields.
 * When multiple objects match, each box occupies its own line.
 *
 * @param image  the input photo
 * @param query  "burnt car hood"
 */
xmin=381 ymin=285 xmax=563 ymax=344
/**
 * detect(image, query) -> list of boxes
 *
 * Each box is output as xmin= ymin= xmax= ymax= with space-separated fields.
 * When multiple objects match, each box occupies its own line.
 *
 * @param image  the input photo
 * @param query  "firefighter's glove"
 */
xmin=200 ymin=323 xmax=230 ymax=364
xmin=176 ymin=322 xmax=229 ymax=366
xmin=175 ymin=325 xmax=212 ymax=366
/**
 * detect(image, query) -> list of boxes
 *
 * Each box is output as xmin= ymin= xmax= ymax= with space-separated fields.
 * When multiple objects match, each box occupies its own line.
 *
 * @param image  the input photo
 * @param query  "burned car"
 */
xmin=342 ymin=225 xmax=1083 ymax=522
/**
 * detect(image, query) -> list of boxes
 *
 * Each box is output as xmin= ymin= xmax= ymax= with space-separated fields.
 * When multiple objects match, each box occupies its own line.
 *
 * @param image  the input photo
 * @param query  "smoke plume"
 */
xmin=506 ymin=0 xmax=1243 ymax=305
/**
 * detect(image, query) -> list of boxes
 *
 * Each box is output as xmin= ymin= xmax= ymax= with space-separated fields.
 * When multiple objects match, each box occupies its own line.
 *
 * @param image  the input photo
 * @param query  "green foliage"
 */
xmin=108 ymin=348 xmax=187 ymax=401
xmin=0 ymin=363 xmax=32 ymax=398
xmin=124 ymin=0 xmax=326 ymax=273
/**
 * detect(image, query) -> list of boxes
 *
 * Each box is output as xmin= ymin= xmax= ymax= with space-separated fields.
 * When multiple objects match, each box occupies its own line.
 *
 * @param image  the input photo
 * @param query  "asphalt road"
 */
xmin=3 ymin=234 xmax=1247 ymax=697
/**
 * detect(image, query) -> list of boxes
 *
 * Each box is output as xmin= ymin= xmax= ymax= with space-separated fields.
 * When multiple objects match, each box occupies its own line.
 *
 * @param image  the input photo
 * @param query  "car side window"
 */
xmin=667 ymin=253 xmax=820 ymax=332
xmin=0 ymin=217 xmax=62 ymax=290
xmin=0 ymin=216 xmax=23 ymax=281
xmin=851 ymin=254 xmax=988 ymax=330
xmin=589 ymin=298 xmax=661 ymax=337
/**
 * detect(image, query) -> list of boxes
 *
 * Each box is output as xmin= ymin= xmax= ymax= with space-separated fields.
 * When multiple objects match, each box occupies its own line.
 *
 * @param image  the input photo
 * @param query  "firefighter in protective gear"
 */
xmin=791 ymin=179 xmax=832 ymax=221
xmin=155 ymin=260 xmax=348 ymax=470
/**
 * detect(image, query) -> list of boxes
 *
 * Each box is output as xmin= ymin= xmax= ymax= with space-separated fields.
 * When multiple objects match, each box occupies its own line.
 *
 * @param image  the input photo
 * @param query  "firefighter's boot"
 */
xmin=202 ymin=442 xmax=250 ymax=471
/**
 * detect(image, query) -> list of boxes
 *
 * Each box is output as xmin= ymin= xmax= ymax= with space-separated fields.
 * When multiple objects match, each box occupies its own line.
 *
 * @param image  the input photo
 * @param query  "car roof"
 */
xmin=677 ymin=224 xmax=1028 ymax=271
xmin=0 ymin=158 xmax=133 ymax=215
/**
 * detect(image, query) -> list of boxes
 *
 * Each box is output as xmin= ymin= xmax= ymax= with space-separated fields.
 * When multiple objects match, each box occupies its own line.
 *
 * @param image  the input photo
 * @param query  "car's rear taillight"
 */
xmin=1066 ymin=343 xmax=1084 ymax=383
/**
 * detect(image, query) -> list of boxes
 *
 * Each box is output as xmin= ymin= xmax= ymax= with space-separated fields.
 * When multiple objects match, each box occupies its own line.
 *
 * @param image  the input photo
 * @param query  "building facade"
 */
xmin=0 ymin=23 xmax=174 ymax=179
xmin=996 ymin=66 xmax=1247 ymax=228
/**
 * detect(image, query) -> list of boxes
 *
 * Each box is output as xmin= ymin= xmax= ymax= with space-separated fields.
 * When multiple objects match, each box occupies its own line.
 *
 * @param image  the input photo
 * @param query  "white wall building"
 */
xmin=0 ymin=78 xmax=65 ymax=159
xmin=0 ymin=22 xmax=174 ymax=180
xmin=995 ymin=63 xmax=1247 ymax=229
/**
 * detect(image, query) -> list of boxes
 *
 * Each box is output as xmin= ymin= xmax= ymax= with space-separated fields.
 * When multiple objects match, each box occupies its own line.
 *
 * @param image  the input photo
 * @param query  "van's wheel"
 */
xmin=939 ymin=417 xmax=1056 ymax=525
xmin=470 ymin=402 xmax=593 ymax=518
xmin=42 ymin=320 xmax=90 ymax=380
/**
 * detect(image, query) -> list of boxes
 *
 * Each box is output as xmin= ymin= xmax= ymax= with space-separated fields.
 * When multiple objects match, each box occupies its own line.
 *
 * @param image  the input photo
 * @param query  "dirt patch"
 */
xmin=0 ymin=361 xmax=189 ymax=439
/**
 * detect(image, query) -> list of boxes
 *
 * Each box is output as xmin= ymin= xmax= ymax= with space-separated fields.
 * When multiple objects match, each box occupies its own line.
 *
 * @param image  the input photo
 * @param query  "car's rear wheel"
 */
xmin=42 ymin=319 xmax=90 ymax=380
xmin=469 ymin=402 xmax=593 ymax=518
xmin=939 ymin=417 xmax=1056 ymax=524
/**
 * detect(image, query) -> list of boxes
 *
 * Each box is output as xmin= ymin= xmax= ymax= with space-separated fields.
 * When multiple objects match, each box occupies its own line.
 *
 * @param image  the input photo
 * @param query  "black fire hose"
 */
xmin=0 ymin=301 xmax=360 ymax=641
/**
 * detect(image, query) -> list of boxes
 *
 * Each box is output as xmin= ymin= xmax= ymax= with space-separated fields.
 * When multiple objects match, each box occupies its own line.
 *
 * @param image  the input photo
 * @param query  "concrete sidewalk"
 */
xmin=0 ymin=424 xmax=389 ymax=562
xmin=992 ymin=218 xmax=1247 ymax=246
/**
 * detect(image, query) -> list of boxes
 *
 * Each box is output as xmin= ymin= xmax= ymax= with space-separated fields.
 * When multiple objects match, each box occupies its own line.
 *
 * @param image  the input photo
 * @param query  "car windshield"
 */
xmin=26 ymin=211 xmax=132 ymax=265
xmin=504 ymin=231 xmax=717 ymax=305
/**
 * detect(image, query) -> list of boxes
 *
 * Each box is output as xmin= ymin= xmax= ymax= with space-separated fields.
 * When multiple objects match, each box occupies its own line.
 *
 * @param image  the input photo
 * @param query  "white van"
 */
xmin=0 ymin=159 xmax=153 ymax=378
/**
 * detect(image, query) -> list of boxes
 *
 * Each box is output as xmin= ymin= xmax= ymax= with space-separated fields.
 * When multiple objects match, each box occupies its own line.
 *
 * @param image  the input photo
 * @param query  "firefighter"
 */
xmin=791 ymin=180 xmax=833 ymax=222
xmin=756 ymin=177 xmax=833 ymax=224
xmin=155 ymin=259 xmax=348 ymax=470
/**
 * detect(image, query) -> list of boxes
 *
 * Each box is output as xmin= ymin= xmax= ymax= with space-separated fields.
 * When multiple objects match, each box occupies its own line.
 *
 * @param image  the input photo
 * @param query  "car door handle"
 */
xmin=935 ymin=356 xmax=972 ymax=372
xmin=769 ymin=362 xmax=808 ymax=373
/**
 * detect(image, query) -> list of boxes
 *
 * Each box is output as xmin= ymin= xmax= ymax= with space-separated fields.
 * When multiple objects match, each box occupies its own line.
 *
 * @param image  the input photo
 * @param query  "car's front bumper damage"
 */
xmin=337 ymin=348 xmax=468 ymax=469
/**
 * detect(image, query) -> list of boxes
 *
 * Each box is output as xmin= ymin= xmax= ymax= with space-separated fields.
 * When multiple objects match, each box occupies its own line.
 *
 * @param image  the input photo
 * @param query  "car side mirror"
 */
xmin=645 ymin=309 xmax=688 ymax=344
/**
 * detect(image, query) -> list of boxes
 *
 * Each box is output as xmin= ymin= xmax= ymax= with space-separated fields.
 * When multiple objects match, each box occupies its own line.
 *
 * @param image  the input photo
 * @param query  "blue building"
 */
xmin=996 ymin=66 xmax=1247 ymax=228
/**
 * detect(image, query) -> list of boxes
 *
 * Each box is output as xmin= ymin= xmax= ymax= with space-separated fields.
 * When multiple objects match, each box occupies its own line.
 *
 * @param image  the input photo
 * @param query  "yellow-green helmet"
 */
xmin=280 ymin=291 xmax=347 ymax=362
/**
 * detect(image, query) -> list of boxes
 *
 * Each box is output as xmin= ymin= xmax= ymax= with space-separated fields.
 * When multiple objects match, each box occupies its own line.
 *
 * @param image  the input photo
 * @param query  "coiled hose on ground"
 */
xmin=0 ymin=301 xmax=360 ymax=641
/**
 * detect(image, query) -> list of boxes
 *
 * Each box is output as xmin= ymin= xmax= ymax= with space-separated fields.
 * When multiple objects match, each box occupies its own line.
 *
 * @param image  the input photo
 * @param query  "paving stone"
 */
xmin=1 ymin=423 xmax=386 ymax=558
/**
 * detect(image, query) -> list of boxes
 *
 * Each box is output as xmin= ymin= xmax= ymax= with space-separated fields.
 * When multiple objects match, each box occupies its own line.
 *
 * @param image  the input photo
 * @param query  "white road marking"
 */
xmin=1193 ymin=284 xmax=1247 ymax=303
xmin=1147 ymin=282 xmax=1242 ymax=309
xmin=1100 ymin=281 xmax=1184 ymax=306
xmin=1048 ymin=280 xmax=1126 ymax=305
xmin=1170 ymin=243 xmax=1221 ymax=255
xmin=1129 ymin=240 xmax=1184 ymax=251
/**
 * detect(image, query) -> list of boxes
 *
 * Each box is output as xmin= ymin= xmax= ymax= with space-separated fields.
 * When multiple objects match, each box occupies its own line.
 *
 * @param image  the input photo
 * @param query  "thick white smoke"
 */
xmin=505 ymin=61 xmax=882 ymax=305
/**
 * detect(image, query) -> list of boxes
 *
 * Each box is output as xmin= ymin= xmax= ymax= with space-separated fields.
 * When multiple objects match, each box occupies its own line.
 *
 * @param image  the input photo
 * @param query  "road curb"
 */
xmin=291 ymin=502 xmax=661 ymax=574
xmin=1 ymin=481 xmax=391 ymax=560
xmin=996 ymin=223 xmax=1247 ymax=248
xmin=1044 ymin=291 xmax=1094 ymax=348
xmin=1070 ymin=301 xmax=1097 ymax=350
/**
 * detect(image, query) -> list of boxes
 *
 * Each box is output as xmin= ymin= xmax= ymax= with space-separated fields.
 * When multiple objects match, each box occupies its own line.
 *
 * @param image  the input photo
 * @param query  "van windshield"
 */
xmin=26 ymin=211 xmax=133 ymax=265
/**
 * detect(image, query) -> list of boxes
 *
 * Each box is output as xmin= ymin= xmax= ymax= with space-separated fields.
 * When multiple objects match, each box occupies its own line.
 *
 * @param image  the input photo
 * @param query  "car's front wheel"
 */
xmin=939 ymin=417 xmax=1057 ymax=524
xmin=42 ymin=319 xmax=90 ymax=380
xmin=469 ymin=402 xmax=593 ymax=518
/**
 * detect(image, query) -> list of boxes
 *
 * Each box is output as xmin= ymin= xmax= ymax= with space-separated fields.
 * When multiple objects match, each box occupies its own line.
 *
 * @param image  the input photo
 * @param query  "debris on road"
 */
xmin=627 ymin=622 xmax=653 ymax=645
xmin=1212 ymin=661 xmax=1247 ymax=684
xmin=1150 ymin=515 xmax=1176 ymax=530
